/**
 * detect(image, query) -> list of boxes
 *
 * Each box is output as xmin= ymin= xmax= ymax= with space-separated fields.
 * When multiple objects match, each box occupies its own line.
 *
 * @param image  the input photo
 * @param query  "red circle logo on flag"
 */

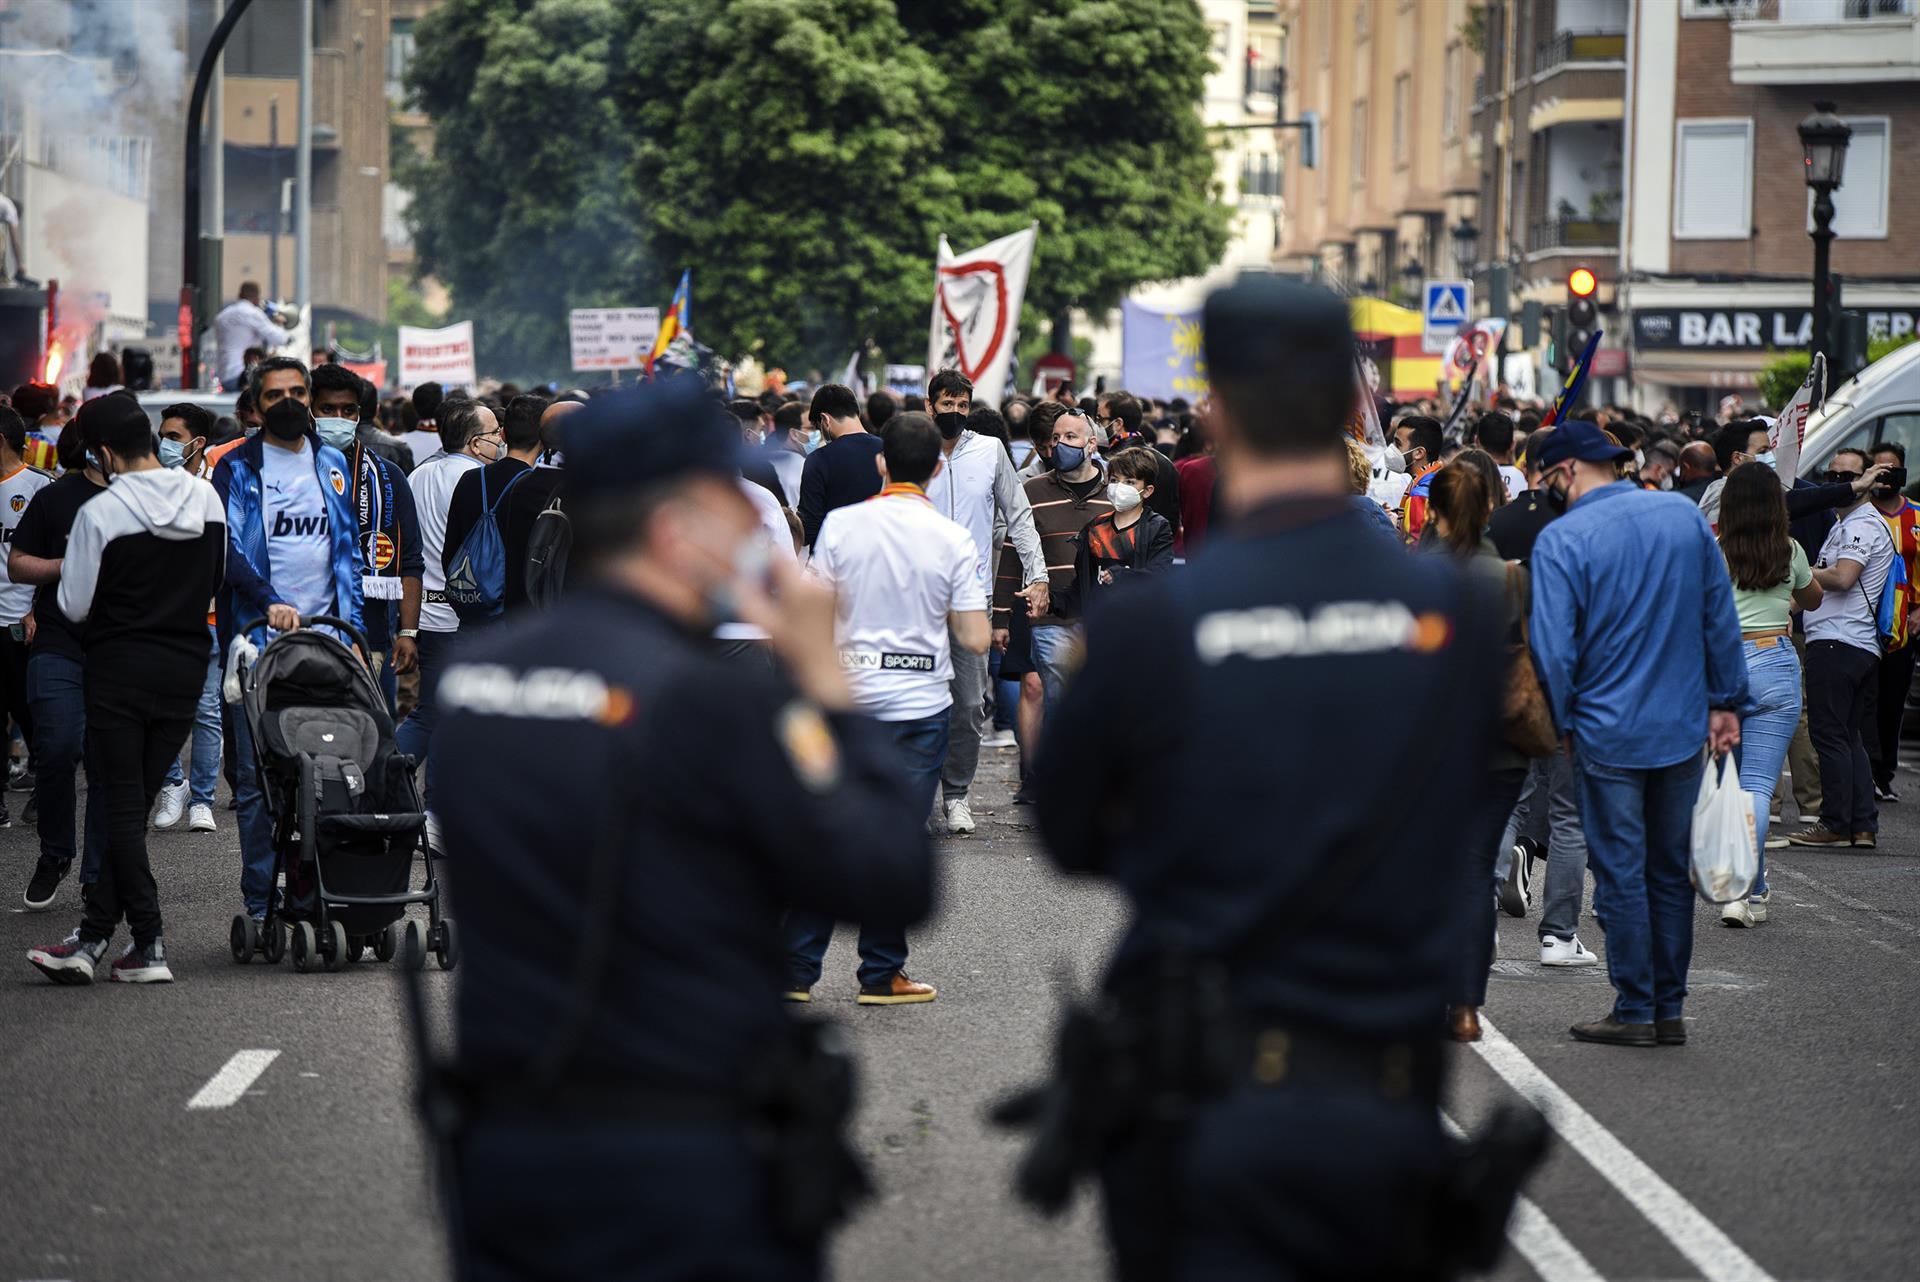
xmin=372 ymin=532 xmax=395 ymax=570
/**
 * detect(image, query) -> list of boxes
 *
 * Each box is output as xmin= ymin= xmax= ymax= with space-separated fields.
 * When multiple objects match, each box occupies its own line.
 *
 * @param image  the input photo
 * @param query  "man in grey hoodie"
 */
xmin=26 ymin=393 xmax=227 ymax=985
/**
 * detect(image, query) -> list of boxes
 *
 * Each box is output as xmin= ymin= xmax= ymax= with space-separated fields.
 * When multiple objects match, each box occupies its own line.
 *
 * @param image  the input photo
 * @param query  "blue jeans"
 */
xmin=1576 ymin=751 xmax=1704 ymax=1025
xmin=163 ymin=630 xmax=223 ymax=806
xmin=988 ymin=645 xmax=1017 ymax=732
xmin=1735 ymin=639 xmax=1801 ymax=897
xmin=394 ymin=628 xmax=456 ymax=811
xmin=784 ymin=712 xmax=948 ymax=990
xmin=1029 ymin=623 xmax=1080 ymax=715
xmin=1497 ymin=748 xmax=1590 ymax=941
xmin=231 ymin=698 xmax=279 ymax=918
xmin=26 ymin=651 xmax=104 ymax=879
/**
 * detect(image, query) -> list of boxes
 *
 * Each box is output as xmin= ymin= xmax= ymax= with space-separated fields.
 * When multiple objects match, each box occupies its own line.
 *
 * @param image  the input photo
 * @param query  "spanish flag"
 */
xmin=646 ymin=270 xmax=692 ymax=376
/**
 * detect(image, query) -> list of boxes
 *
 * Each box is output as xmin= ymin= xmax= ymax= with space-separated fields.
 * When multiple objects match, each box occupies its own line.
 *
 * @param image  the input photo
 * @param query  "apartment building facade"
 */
xmin=1621 ymin=0 xmax=1920 ymax=410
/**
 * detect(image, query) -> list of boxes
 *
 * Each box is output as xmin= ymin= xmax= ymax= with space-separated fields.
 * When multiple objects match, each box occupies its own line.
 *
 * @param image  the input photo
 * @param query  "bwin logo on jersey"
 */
xmin=270 ymin=512 xmax=328 ymax=538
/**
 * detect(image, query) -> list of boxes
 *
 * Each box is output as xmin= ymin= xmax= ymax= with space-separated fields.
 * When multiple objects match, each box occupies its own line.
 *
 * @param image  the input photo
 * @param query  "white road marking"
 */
xmin=1474 ymin=1017 xmax=1777 ymax=1282
xmin=1440 ymin=1112 xmax=1604 ymax=1282
xmin=186 ymin=1049 xmax=280 ymax=1110
xmin=1769 ymin=866 xmax=1920 ymax=939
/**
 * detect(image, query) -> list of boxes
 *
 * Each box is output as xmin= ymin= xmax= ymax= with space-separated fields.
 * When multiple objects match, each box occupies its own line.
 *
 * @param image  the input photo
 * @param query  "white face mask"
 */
xmin=1382 ymin=443 xmax=1407 ymax=475
xmin=1107 ymin=481 xmax=1143 ymax=512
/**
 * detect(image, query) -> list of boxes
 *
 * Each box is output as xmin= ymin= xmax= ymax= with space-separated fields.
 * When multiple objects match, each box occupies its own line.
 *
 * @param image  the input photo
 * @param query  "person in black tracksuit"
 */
xmin=1016 ymin=279 xmax=1510 ymax=1280
xmin=26 ymin=393 xmax=226 ymax=986
xmin=433 ymin=378 xmax=929 ymax=1280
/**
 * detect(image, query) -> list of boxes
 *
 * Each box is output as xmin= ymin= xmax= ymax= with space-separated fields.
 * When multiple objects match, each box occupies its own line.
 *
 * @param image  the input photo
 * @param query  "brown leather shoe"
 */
xmin=1446 ymin=1004 xmax=1482 ymax=1043
xmin=1570 ymin=1014 xmax=1656 ymax=1047
xmin=1786 ymin=825 xmax=1851 ymax=847
xmin=1852 ymin=831 xmax=1877 ymax=849
xmin=1655 ymin=1018 xmax=1687 ymax=1046
xmin=857 ymin=971 xmax=937 ymax=1005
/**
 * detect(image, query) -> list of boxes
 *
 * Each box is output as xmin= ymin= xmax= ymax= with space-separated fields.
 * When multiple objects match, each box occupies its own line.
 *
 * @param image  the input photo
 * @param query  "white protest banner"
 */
xmin=398 ymin=321 xmax=477 ymax=391
xmin=569 ymin=308 xmax=660 ymax=372
xmin=1768 ymin=352 xmax=1825 ymax=488
xmin=927 ymin=224 xmax=1036 ymax=406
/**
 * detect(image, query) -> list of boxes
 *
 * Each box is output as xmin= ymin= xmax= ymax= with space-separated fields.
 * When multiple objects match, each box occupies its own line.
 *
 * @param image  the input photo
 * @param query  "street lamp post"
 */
xmin=1450 ymin=220 xmax=1480 ymax=280
xmin=1798 ymin=101 xmax=1852 ymax=373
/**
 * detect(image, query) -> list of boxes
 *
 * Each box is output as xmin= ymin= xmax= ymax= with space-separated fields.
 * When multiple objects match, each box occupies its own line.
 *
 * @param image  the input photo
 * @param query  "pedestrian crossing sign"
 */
xmin=1423 ymin=281 xmax=1472 ymax=354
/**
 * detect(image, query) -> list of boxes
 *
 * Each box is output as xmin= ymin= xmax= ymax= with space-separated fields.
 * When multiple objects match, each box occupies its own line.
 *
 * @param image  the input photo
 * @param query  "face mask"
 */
xmin=705 ymin=536 xmax=772 ymax=626
xmin=1544 ymin=475 xmax=1571 ymax=514
xmin=262 ymin=403 xmax=310 ymax=443
xmin=1755 ymin=451 xmax=1778 ymax=470
xmin=1633 ymin=448 xmax=1646 ymax=471
xmin=1051 ymin=442 xmax=1087 ymax=473
xmin=934 ymin=411 xmax=967 ymax=440
xmin=806 ymin=429 xmax=824 ymax=453
xmin=315 ymin=417 xmax=358 ymax=452
xmin=158 ymin=438 xmax=188 ymax=469
xmin=1382 ymin=443 xmax=1407 ymax=475
xmin=1107 ymin=481 xmax=1143 ymax=512
xmin=90 ymin=448 xmax=113 ymax=483
xmin=1660 ymin=473 xmax=1674 ymax=491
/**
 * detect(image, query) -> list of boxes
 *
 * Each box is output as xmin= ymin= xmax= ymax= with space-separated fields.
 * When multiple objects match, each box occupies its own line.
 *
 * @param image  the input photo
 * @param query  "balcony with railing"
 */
xmin=1534 ymin=30 xmax=1628 ymax=74
xmin=0 ymin=132 xmax=150 ymax=202
xmin=1529 ymin=217 xmax=1620 ymax=254
xmin=1240 ymin=152 xmax=1281 ymax=204
xmin=1731 ymin=0 xmax=1920 ymax=83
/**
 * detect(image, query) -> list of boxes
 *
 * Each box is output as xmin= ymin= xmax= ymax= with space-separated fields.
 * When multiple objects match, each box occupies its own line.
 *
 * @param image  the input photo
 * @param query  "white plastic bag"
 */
xmin=1690 ymin=753 xmax=1758 ymax=905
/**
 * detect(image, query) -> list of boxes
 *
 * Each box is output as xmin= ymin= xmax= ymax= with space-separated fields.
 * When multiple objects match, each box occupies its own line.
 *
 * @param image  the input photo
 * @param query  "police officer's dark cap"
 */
xmin=1535 ymin=420 xmax=1631 ymax=470
xmin=561 ymin=376 xmax=747 ymax=499
xmin=1203 ymin=275 xmax=1353 ymax=381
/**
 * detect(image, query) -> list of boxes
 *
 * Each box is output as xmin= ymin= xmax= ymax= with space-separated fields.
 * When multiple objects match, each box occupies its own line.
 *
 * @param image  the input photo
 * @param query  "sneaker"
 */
xmin=857 ymin=971 xmax=937 ymax=1005
xmin=981 ymin=728 xmax=1018 ymax=750
xmin=1786 ymin=825 xmax=1851 ymax=847
xmin=1011 ymin=784 xmax=1037 ymax=806
xmin=1852 ymin=831 xmax=1877 ymax=849
xmin=1719 ymin=899 xmax=1755 ymax=928
xmin=28 ymin=933 xmax=107 ymax=984
xmin=1498 ymin=844 xmax=1532 ymax=918
xmin=1875 ymin=782 xmax=1899 ymax=803
xmin=151 ymin=781 xmax=188 ymax=830
xmin=1747 ymin=890 xmax=1770 ymax=923
xmin=9 ymin=762 xmax=35 ymax=792
xmin=782 ymin=989 xmax=812 ymax=1003
xmin=1764 ymin=832 xmax=1789 ymax=850
xmin=945 ymin=798 xmax=977 ymax=835
xmin=108 ymin=937 xmax=173 ymax=983
xmin=23 ymin=855 xmax=69 ymax=910
xmin=1540 ymin=934 xmax=1597 ymax=967
xmin=187 ymin=803 xmax=216 ymax=833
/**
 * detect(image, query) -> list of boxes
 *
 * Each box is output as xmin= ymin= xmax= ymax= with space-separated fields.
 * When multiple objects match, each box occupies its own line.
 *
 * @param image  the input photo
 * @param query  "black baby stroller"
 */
xmin=226 ymin=614 xmax=456 ymax=973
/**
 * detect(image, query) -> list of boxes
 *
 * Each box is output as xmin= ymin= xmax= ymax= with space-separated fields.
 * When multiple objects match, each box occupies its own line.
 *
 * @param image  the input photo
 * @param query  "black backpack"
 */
xmin=523 ymin=488 xmax=571 ymax=610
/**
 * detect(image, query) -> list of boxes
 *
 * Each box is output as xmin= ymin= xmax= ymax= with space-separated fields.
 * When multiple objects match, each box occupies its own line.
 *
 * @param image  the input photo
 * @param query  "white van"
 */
xmin=1797 ymin=340 xmax=1920 ymax=477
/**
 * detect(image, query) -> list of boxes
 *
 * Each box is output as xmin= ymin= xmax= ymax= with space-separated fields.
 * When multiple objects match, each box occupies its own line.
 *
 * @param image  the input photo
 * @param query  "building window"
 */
xmin=1673 ymin=119 xmax=1753 ymax=240
xmin=387 ymin=19 xmax=416 ymax=106
xmin=1815 ymin=117 xmax=1889 ymax=239
xmin=1352 ymin=99 xmax=1369 ymax=184
xmin=1443 ymin=45 xmax=1461 ymax=140
xmin=1393 ymin=75 xmax=1410 ymax=167
xmin=1680 ymin=0 xmax=1759 ymax=15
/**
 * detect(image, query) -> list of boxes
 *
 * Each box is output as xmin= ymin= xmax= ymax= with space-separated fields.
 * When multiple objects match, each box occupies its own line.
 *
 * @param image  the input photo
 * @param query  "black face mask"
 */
xmin=934 ymin=411 xmax=967 ymax=440
xmin=1544 ymin=475 xmax=1571 ymax=514
xmin=262 ymin=401 xmax=311 ymax=443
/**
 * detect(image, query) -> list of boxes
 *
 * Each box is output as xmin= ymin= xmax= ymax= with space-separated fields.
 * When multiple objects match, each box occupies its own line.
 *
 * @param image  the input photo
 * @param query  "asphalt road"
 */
xmin=1 ymin=746 xmax=1916 ymax=1282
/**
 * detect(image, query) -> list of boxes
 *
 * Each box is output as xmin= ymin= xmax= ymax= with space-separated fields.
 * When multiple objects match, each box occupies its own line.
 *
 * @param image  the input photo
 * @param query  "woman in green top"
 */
xmin=1717 ymin=463 xmax=1823 ymax=928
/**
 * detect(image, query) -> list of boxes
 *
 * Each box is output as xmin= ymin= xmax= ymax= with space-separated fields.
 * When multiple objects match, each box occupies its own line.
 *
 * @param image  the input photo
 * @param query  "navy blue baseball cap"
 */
xmin=1535 ymin=420 xmax=1631 ymax=470
xmin=560 ymin=376 xmax=747 ymax=500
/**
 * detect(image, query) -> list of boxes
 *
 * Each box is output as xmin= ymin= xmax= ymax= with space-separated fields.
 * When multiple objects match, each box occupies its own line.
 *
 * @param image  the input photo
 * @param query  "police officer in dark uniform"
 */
xmin=430 ymin=377 xmax=933 ymax=1281
xmin=1001 ymin=278 xmax=1537 ymax=1280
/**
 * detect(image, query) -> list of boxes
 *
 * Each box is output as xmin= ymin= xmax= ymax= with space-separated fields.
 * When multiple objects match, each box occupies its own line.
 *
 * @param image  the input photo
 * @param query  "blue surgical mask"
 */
xmin=1051 ymin=442 xmax=1087 ymax=473
xmin=158 ymin=438 xmax=188 ymax=469
xmin=1755 ymin=451 xmax=1778 ymax=470
xmin=315 ymin=417 xmax=358 ymax=452
xmin=806 ymin=429 xmax=824 ymax=453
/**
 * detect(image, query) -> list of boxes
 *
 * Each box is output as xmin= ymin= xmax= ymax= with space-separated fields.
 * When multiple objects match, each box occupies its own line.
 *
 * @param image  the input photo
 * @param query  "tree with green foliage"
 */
xmin=404 ymin=0 xmax=1231 ymax=378
xmin=1758 ymin=333 xmax=1918 ymax=410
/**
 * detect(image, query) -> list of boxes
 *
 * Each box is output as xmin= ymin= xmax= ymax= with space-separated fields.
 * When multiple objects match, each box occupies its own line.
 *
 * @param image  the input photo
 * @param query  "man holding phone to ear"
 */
xmin=1868 ymin=440 xmax=1920 ymax=801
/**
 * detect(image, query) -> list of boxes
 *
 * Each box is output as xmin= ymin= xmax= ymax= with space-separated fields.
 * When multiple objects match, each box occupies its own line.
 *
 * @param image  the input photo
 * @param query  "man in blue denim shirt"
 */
xmin=1530 ymin=422 xmax=1746 ymax=1048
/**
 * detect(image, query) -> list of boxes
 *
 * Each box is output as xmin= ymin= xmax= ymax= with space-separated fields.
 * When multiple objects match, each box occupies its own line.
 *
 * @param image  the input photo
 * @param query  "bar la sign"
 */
xmin=1633 ymin=307 xmax=1920 ymax=351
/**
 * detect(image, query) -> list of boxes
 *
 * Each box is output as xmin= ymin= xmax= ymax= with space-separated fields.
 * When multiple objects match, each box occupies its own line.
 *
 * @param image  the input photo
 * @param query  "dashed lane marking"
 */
xmin=1474 ymin=1017 xmax=1777 ymax=1282
xmin=1440 ymin=1113 xmax=1604 ymax=1282
xmin=1769 ymin=866 xmax=1920 ymax=939
xmin=186 ymin=1049 xmax=280 ymax=1110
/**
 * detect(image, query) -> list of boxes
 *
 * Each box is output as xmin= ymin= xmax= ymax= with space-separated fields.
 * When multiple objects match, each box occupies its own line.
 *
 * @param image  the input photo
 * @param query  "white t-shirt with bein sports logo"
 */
xmin=1805 ymin=504 xmax=1897 ymax=655
xmin=0 ymin=464 xmax=52 ymax=624
xmin=811 ymin=488 xmax=987 ymax=722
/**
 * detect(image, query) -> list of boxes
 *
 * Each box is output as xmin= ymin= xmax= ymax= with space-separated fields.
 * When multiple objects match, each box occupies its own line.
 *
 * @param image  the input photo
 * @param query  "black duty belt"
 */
xmin=460 ymin=1077 xmax=739 ymax=1126
xmin=1240 ymin=1026 xmax=1443 ymax=1103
